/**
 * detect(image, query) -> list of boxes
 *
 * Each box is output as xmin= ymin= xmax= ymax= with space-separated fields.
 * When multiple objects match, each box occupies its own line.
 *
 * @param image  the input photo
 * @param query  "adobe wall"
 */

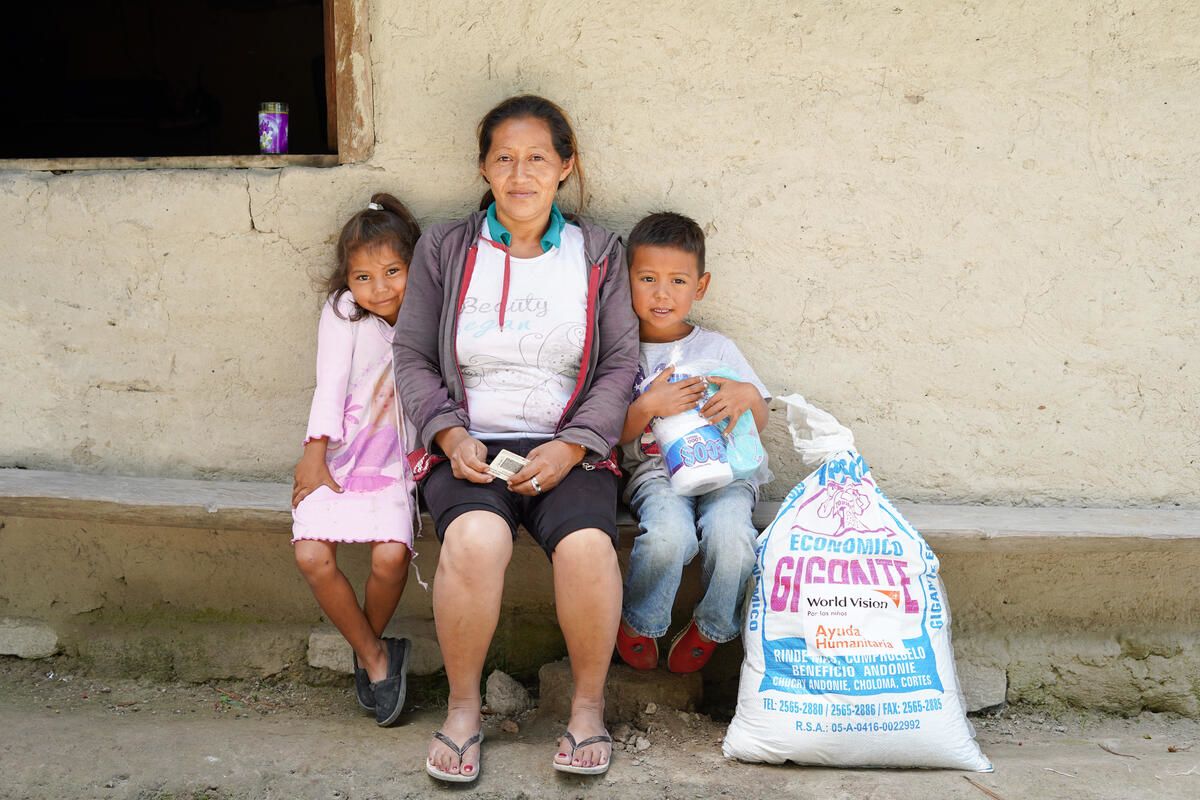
xmin=2 ymin=2 xmax=1197 ymax=505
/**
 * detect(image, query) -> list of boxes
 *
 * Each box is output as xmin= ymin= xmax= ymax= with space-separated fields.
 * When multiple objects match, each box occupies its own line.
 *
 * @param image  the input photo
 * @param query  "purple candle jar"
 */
xmin=258 ymin=102 xmax=289 ymax=154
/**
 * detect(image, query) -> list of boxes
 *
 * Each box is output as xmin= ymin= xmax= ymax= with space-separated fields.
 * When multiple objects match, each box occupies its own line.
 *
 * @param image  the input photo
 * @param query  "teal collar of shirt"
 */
xmin=486 ymin=201 xmax=566 ymax=252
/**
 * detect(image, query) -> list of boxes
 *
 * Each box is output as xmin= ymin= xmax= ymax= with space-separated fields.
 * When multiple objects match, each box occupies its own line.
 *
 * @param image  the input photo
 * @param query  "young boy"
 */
xmin=617 ymin=212 xmax=771 ymax=673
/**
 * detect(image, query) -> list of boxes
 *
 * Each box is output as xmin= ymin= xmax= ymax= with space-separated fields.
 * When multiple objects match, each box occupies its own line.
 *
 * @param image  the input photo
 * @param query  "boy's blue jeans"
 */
xmin=622 ymin=476 xmax=758 ymax=644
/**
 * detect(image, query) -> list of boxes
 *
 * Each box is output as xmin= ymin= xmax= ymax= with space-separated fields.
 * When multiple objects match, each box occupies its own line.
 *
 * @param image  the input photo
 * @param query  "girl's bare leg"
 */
xmin=294 ymin=539 xmax=388 ymax=682
xmin=364 ymin=542 xmax=411 ymax=636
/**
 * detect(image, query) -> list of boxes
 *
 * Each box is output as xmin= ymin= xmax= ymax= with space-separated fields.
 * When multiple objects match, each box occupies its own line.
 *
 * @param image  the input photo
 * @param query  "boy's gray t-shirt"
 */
xmin=620 ymin=326 xmax=772 ymax=502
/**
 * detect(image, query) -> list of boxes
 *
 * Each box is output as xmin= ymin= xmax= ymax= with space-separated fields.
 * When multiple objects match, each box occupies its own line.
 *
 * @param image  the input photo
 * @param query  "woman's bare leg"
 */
xmin=551 ymin=529 xmax=621 ymax=769
xmin=426 ymin=511 xmax=513 ymax=778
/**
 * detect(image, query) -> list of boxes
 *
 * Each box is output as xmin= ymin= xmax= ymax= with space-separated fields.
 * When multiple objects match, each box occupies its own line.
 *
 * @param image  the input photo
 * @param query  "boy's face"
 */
xmin=629 ymin=244 xmax=710 ymax=343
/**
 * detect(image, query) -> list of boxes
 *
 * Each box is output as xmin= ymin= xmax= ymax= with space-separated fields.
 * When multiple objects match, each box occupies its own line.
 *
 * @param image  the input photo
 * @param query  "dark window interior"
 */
xmin=1 ymin=1 xmax=331 ymax=159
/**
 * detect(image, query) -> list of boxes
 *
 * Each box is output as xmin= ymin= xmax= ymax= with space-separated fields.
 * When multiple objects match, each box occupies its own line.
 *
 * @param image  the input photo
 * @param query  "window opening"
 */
xmin=0 ymin=1 xmax=338 ymax=161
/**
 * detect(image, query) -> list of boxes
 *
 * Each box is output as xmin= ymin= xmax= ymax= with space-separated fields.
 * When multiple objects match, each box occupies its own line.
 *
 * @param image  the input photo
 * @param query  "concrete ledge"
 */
xmin=3 ymin=468 xmax=1197 ymax=552
xmin=0 ymin=469 xmax=290 ymax=532
xmin=3 ymin=470 xmax=1198 ymax=715
xmin=2 ymin=479 xmax=1200 ymax=714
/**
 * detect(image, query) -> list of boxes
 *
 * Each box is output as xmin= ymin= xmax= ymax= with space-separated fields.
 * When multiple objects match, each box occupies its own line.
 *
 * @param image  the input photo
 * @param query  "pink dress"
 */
xmin=291 ymin=294 xmax=416 ymax=546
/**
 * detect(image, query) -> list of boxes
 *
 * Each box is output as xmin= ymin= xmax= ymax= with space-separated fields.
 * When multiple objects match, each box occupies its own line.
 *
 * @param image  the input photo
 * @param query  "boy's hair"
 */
xmin=626 ymin=212 xmax=706 ymax=275
xmin=328 ymin=192 xmax=421 ymax=321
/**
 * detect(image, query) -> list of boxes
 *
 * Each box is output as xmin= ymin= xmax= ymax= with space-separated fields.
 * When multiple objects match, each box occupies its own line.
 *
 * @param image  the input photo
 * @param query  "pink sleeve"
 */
xmin=304 ymin=298 xmax=354 ymax=445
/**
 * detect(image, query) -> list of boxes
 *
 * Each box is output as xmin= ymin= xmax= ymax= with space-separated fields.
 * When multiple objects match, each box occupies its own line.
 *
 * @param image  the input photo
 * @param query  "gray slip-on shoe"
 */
xmin=372 ymin=636 xmax=411 ymax=727
xmin=351 ymin=651 xmax=375 ymax=713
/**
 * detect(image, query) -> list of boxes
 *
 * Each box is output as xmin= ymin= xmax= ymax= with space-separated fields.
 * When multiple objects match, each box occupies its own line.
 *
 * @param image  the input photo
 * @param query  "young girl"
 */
xmin=292 ymin=192 xmax=421 ymax=727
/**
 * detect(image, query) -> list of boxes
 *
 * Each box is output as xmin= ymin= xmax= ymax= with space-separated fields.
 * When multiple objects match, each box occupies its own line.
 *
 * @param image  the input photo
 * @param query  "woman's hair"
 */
xmin=476 ymin=95 xmax=586 ymax=213
xmin=327 ymin=192 xmax=421 ymax=321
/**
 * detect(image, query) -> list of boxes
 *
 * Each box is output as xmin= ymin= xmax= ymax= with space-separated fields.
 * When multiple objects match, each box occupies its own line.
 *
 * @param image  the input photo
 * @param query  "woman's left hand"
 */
xmin=507 ymin=440 xmax=586 ymax=496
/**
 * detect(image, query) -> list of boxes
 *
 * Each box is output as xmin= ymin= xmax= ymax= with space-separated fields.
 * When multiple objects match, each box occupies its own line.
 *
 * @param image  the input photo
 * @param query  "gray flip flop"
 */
xmin=425 ymin=729 xmax=483 ymax=783
xmin=553 ymin=730 xmax=612 ymax=775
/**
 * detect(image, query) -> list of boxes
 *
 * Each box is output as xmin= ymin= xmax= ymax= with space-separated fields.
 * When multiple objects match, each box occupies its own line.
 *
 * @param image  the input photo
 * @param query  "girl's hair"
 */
xmin=476 ymin=95 xmax=586 ymax=213
xmin=327 ymin=192 xmax=421 ymax=321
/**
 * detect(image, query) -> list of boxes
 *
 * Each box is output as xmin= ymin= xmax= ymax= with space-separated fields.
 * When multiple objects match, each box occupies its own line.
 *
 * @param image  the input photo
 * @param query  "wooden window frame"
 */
xmin=0 ymin=0 xmax=372 ymax=172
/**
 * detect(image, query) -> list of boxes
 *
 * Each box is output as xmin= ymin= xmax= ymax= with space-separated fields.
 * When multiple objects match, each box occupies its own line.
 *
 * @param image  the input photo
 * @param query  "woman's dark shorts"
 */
xmin=421 ymin=438 xmax=619 ymax=559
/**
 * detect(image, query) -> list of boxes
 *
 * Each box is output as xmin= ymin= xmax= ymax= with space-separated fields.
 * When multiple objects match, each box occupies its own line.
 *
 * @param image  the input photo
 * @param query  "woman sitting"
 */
xmin=394 ymin=95 xmax=638 ymax=781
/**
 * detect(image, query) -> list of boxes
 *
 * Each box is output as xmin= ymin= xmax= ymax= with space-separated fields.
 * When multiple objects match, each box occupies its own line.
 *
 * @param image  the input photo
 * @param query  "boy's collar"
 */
xmin=639 ymin=323 xmax=698 ymax=345
xmin=486 ymin=201 xmax=566 ymax=252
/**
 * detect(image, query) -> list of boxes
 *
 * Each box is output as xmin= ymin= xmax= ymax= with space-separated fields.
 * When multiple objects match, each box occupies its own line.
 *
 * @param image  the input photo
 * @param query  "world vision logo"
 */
xmin=874 ymin=589 xmax=901 ymax=607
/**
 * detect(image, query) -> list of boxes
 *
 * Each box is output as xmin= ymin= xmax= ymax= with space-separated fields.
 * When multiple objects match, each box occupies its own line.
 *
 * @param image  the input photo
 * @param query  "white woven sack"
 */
xmin=722 ymin=396 xmax=991 ymax=771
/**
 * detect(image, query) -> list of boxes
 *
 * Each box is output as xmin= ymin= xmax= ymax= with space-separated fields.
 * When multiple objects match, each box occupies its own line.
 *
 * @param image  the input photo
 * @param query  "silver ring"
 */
xmin=531 ymin=476 xmax=542 ymax=494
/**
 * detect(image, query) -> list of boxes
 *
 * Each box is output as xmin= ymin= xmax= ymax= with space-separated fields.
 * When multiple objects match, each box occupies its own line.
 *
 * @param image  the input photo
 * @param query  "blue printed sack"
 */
xmin=722 ymin=395 xmax=991 ymax=771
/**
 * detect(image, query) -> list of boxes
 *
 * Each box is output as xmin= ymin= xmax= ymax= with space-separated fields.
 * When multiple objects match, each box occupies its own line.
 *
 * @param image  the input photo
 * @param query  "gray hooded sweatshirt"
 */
xmin=393 ymin=210 xmax=639 ymax=475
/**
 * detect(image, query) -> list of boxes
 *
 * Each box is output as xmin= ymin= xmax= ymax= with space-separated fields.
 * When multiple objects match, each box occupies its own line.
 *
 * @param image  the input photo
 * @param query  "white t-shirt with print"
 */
xmin=457 ymin=224 xmax=588 ymax=440
xmin=619 ymin=325 xmax=772 ymax=500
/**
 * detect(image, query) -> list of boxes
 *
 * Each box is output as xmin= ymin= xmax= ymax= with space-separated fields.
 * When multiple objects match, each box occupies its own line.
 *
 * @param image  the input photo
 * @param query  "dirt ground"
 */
xmin=2 ymin=656 xmax=1198 ymax=800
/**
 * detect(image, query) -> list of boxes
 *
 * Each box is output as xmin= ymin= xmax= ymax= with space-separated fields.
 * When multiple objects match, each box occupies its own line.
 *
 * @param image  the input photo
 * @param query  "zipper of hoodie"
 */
xmin=451 ymin=244 xmax=480 ymax=421
xmin=411 ymin=245 xmax=479 ymax=477
xmin=555 ymin=255 xmax=608 ymax=469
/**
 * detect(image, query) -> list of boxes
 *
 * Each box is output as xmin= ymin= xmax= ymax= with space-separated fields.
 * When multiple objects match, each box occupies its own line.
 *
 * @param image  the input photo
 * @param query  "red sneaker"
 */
xmin=616 ymin=624 xmax=659 ymax=670
xmin=666 ymin=620 xmax=717 ymax=674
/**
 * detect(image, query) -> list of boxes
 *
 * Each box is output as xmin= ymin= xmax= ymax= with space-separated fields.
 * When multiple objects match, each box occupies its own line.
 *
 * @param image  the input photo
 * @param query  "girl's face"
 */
xmin=347 ymin=245 xmax=408 ymax=325
xmin=480 ymin=116 xmax=573 ymax=230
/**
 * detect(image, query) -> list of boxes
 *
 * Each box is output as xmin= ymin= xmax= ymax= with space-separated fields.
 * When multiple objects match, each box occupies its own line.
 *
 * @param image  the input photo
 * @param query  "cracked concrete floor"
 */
xmin=2 ymin=657 xmax=1198 ymax=800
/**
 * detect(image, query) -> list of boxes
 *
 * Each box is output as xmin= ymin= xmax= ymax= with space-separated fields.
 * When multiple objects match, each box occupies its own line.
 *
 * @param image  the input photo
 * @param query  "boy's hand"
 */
xmin=636 ymin=366 xmax=708 ymax=418
xmin=701 ymin=376 xmax=762 ymax=430
xmin=292 ymin=443 xmax=342 ymax=508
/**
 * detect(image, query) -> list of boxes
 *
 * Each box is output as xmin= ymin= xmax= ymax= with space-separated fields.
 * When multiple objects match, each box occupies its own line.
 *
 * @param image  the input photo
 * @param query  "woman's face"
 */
xmin=480 ymin=116 xmax=574 ymax=229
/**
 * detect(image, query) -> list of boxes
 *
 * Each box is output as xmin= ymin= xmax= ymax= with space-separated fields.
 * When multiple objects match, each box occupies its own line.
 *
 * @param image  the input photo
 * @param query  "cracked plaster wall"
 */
xmin=1 ymin=1 xmax=1197 ymax=505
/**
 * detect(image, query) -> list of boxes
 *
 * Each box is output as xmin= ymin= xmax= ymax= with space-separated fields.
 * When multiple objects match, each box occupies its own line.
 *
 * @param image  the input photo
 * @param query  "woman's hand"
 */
xmin=293 ymin=439 xmax=342 ymax=508
xmin=435 ymin=427 xmax=494 ymax=484
xmin=507 ymin=440 xmax=586 ymax=497
xmin=637 ymin=366 xmax=708 ymax=418
xmin=700 ymin=377 xmax=763 ymax=430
